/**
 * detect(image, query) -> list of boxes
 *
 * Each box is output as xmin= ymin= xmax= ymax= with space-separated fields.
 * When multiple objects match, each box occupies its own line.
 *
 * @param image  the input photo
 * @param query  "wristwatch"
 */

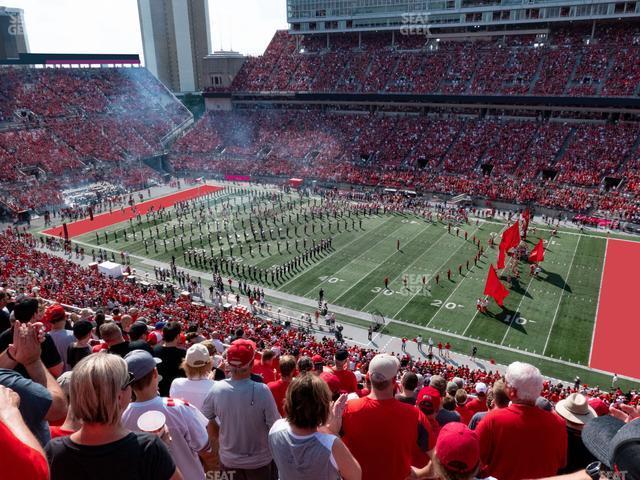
xmin=586 ymin=461 xmax=602 ymax=480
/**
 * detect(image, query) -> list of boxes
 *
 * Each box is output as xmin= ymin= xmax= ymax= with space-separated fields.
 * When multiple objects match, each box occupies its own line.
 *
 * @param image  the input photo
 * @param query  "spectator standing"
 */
xmin=469 ymin=380 xmax=509 ymax=430
xmin=0 ymin=384 xmax=49 ymax=480
xmin=253 ymin=349 xmax=277 ymax=383
xmin=201 ymin=339 xmax=281 ymax=479
xmin=153 ymin=321 xmax=186 ymax=396
xmin=331 ymin=348 xmax=358 ymax=394
xmin=268 ymin=354 xmax=296 ymax=416
xmin=396 ymin=372 xmax=419 ymax=405
xmin=439 ymin=396 xmax=462 ymax=427
xmin=100 ymin=322 xmax=131 ymax=358
xmin=50 ymin=372 xmax=81 ymax=439
xmin=467 ymin=382 xmax=489 ymax=414
xmin=45 ymin=353 xmax=180 ymax=480
xmin=339 ymin=354 xmax=434 ymax=480
xmin=44 ymin=305 xmax=74 ymax=372
xmin=66 ymin=320 xmax=94 ymax=369
xmin=169 ymin=343 xmax=216 ymax=411
xmin=128 ymin=321 xmax=153 ymax=353
xmin=428 ymin=423 xmax=483 ymax=480
xmin=0 ymin=290 xmax=11 ymax=333
xmin=456 ymin=389 xmax=474 ymax=425
xmin=554 ymin=393 xmax=597 ymax=473
xmin=268 ymin=374 xmax=361 ymax=480
xmin=123 ymin=349 xmax=210 ymax=480
xmin=0 ymin=297 xmax=63 ymax=378
xmin=476 ymin=362 xmax=568 ymax=480
xmin=0 ymin=321 xmax=67 ymax=446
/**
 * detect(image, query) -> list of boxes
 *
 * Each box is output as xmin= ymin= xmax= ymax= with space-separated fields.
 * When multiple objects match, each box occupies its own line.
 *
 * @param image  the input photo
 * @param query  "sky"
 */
xmin=8 ymin=0 xmax=289 ymax=62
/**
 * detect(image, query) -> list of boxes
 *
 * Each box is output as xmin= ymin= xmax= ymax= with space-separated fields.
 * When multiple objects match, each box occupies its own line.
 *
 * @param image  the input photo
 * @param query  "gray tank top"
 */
xmin=268 ymin=419 xmax=340 ymax=480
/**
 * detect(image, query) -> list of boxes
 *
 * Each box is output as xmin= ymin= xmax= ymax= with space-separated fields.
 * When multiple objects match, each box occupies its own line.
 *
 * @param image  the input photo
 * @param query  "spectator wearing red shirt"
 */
xmin=253 ymin=349 xmax=277 ymax=384
xmin=466 ymin=382 xmax=489 ymax=414
xmin=477 ymin=362 xmax=568 ymax=480
xmin=331 ymin=349 xmax=358 ymax=394
xmin=469 ymin=380 xmax=509 ymax=431
xmin=0 ymin=384 xmax=49 ymax=480
xmin=268 ymin=355 xmax=296 ymax=416
xmin=338 ymin=354 xmax=434 ymax=480
xmin=455 ymin=389 xmax=474 ymax=426
xmin=429 ymin=422 xmax=482 ymax=480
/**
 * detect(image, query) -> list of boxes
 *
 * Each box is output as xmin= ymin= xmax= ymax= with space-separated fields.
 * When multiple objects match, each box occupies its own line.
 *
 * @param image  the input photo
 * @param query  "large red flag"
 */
xmin=528 ymin=239 xmax=545 ymax=263
xmin=497 ymin=247 xmax=506 ymax=269
xmin=497 ymin=221 xmax=521 ymax=268
xmin=501 ymin=220 xmax=521 ymax=250
xmin=484 ymin=264 xmax=509 ymax=307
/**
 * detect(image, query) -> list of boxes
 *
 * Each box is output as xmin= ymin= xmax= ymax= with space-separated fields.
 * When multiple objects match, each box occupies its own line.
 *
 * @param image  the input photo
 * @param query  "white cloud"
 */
xmin=7 ymin=0 xmax=287 ymax=63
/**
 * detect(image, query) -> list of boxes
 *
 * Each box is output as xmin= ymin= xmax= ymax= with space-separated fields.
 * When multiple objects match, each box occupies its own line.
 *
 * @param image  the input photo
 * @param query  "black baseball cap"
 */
xmin=582 ymin=415 xmax=640 ymax=480
xmin=129 ymin=321 xmax=149 ymax=339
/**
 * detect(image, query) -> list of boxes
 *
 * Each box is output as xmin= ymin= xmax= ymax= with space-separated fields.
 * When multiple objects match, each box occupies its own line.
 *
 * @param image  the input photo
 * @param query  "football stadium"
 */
xmin=1 ymin=1 xmax=639 ymax=479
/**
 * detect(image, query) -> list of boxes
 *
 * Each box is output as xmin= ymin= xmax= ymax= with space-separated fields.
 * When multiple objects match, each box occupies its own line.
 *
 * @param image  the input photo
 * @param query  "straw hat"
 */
xmin=555 ymin=393 xmax=597 ymax=425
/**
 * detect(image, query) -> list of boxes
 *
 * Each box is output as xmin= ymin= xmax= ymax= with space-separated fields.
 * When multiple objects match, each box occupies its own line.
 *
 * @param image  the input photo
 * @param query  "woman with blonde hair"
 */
xmin=45 ymin=353 xmax=182 ymax=480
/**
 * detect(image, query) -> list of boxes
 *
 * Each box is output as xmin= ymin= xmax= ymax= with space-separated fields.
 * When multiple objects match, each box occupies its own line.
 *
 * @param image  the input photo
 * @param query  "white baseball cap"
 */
xmin=475 ymin=382 xmax=488 ymax=394
xmin=186 ymin=343 xmax=211 ymax=368
xmin=368 ymin=354 xmax=400 ymax=382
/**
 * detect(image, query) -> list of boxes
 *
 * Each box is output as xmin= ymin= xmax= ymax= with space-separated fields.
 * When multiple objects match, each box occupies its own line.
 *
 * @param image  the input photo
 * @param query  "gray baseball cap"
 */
xmin=124 ymin=349 xmax=161 ymax=380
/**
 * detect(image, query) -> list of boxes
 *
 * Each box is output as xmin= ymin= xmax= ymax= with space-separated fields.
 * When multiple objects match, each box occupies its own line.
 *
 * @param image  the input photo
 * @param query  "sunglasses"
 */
xmin=122 ymin=372 xmax=136 ymax=390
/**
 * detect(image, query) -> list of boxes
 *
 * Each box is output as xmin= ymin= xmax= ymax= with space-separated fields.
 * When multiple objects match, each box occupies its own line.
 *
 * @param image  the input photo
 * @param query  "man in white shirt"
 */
xmin=122 ymin=349 xmax=210 ymax=480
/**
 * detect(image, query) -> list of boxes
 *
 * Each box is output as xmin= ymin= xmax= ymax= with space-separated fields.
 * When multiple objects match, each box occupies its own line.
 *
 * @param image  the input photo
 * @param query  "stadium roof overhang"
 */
xmin=0 ymin=53 xmax=141 ymax=66
xmin=206 ymin=91 xmax=640 ymax=114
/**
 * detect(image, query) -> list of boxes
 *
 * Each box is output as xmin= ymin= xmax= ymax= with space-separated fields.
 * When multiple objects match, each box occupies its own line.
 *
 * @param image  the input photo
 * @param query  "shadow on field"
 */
xmin=491 ymin=309 xmax=528 ymax=335
xmin=543 ymin=269 xmax=572 ymax=293
xmin=509 ymin=278 xmax=533 ymax=299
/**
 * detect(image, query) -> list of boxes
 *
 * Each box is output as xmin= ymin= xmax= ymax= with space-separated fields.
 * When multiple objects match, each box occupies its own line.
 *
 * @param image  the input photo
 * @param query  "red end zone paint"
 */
xmin=43 ymin=185 xmax=223 ymax=239
xmin=589 ymin=239 xmax=640 ymax=379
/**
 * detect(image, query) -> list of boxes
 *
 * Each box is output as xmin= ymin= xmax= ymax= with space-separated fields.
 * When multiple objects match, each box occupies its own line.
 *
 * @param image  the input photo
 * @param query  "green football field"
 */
xmin=57 ymin=185 xmax=639 ymax=388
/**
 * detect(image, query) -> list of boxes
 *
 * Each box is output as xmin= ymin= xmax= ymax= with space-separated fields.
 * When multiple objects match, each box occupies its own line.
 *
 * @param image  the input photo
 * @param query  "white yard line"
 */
xmin=588 ymin=238 xmax=608 ymax=364
xmin=462 ymin=310 xmax=480 ymax=336
xmin=293 ymin=215 xmax=396 ymax=294
xmin=391 ymin=224 xmax=482 ymax=319
xmin=360 ymin=224 xmax=451 ymax=314
xmin=542 ymin=235 xmax=581 ymax=355
xmin=333 ymin=222 xmax=431 ymax=304
xmin=500 ymin=276 xmax=536 ymax=345
xmin=423 ymin=226 xmax=493 ymax=328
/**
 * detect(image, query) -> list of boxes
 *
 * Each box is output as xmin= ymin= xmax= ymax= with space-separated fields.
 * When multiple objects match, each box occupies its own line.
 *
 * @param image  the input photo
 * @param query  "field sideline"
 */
xmin=41 ymin=184 xmax=639 ymax=385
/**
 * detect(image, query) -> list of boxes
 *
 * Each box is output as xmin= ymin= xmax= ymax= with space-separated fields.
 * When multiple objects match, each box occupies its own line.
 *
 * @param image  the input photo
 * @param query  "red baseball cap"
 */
xmin=436 ymin=422 xmax=480 ymax=474
xmin=312 ymin=354 xmax=324 ymax=364
xmin=43 ymin=304 xmax=66 ymax=324
xmin=226 ymin=339 xmax=256 ymax=367
xmin=588 ymin=397 xmax=610 ymax=417
xmin=416 ymin=386 xmax=441 ymax=414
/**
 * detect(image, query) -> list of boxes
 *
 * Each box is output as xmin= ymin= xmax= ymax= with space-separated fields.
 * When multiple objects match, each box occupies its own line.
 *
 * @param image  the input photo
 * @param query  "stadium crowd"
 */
xmin=0 ymin=67 xmax=190 ymax=213
xmin=231 ymin=26 xmax=640 ymax=97
xmin=170 ymin=109 xmax=640 ymax=222
xmin=0 ymin=228 xmax=638 ymax=479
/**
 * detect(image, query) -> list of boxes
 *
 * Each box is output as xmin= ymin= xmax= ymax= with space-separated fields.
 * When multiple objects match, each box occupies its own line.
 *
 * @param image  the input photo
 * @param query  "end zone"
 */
xmin=42 ymin=184 xmax=223 ymax=239
xmin=589 ymin=239 xmax=640 ymax=380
